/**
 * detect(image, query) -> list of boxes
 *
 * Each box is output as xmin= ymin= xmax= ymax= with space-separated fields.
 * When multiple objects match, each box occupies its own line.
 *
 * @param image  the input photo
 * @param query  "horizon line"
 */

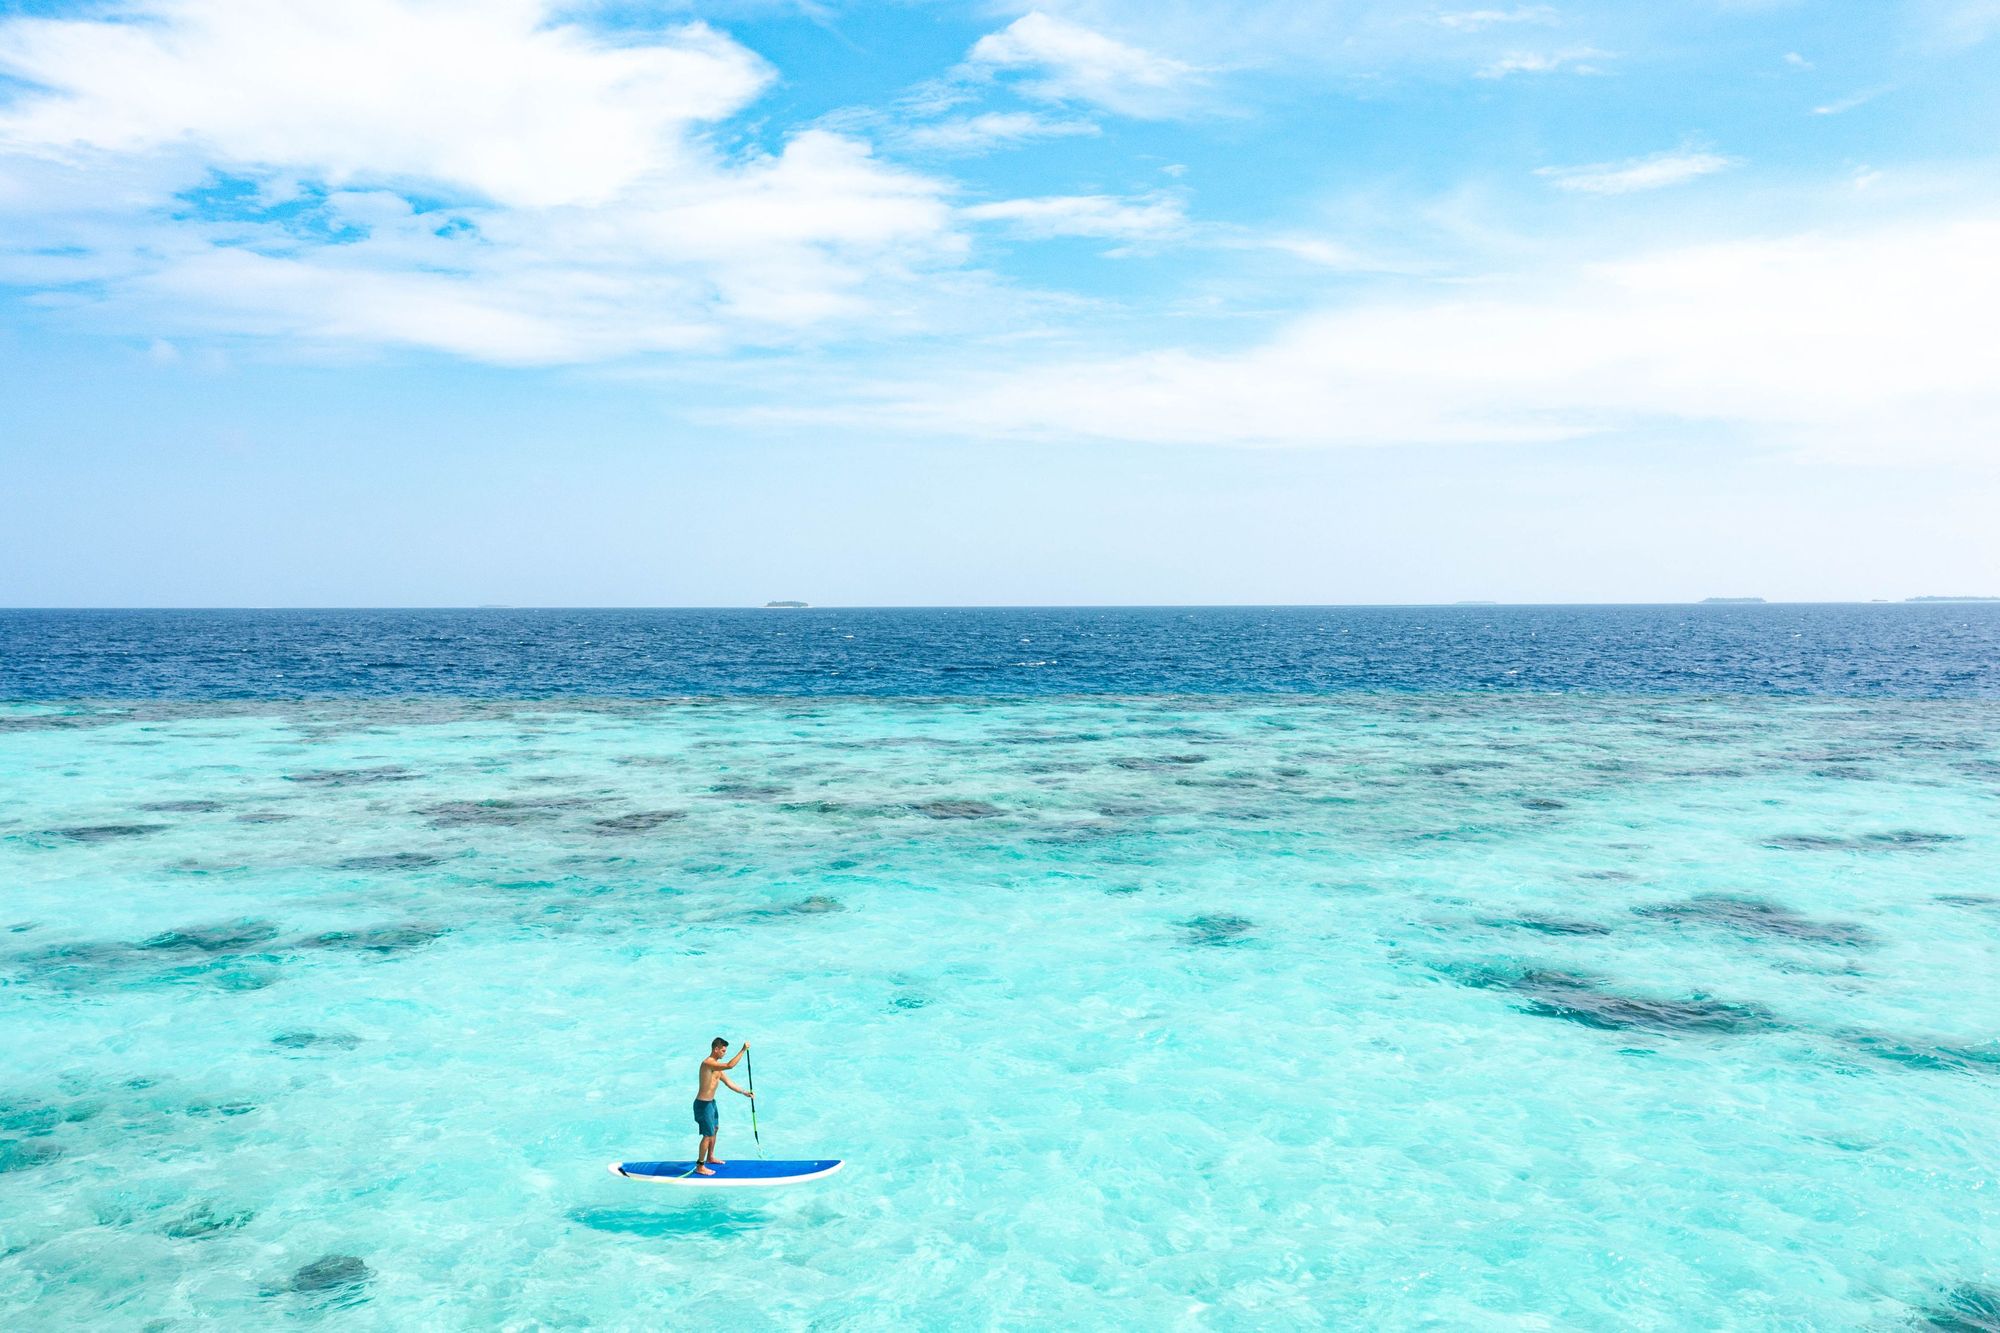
xmin=4 ymin=600 xmax=1997 ymax=612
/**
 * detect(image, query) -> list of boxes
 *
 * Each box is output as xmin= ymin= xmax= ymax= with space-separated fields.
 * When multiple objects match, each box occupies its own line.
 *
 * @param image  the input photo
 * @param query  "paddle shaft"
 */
xmin=746 ymin=1048 xmax=762 ymax=1151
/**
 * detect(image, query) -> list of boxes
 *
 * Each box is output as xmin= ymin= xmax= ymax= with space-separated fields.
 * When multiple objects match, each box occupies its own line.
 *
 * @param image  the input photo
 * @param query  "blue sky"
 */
xmin=2 ymin=0 xmax=1997 ymax=605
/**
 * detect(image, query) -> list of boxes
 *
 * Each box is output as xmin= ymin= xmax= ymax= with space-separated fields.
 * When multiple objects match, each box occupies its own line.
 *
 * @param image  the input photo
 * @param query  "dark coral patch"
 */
xmin=592 ymin=810 xmax=686 ymax=834
xmin=1921 ymin=1284 xmax=2000 ymax=1331
xmin=1863 ymin=830 xmax=1965 ymax=848
xmin=1519 ymin=798 xmax=1569 ymax=811
xmin=0 ymin=1100 xmax=63 ymax=1136
xmin=51 ymin=824 xmax=168 ymax=842
xmin=0 ymin=713 xmax=119 ymax=733
xmin=706 ymin=782 xmax=790 ymax=801
xmin=1447 ymin=965 xmax=1777 ymax=1035
xmin=286 ymin=1253 xmax=372 ymax=1296
xmin=302 ymin=924 xmax=447 ymax=954
xmin=336 ymin=852 xmax=445 ymax=871
xmin=0 ymin=1139 xmax=63 ymax=1173
xmin=1113 ymin=755 xmax=1209 ymax=772
xmin=418 ymin=798 xmax=582 ymax=827
xmin=1764 ymin=831 xmax=1963 ymax=852
xmin=285 ymin=766 xmax=418 ymax=787
xmin=140 ymin=800 xmax=226 ymax=813
xmin=1840 ymin=1033 xmax=2000 ymax=1077
xmin=1178 ymin=914 xmax=1255 ymax=947
xmin=271 ymin=1030 xmax=361 ymax=1051
xmin=1635 ymin=895 xmax=1875 ymax=947
xmin=140 ymin=921 xmax=280 ymax=953
xmin=910 ymin=799 xmax=1002 ymax=819
xmin=1480 ymin=915 xmax=1613 ymax=937
xmin=163 ymin=1203 xmax=255 ymax=1239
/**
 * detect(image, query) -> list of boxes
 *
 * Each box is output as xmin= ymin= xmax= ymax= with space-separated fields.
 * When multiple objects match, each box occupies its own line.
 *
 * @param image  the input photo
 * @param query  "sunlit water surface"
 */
xmin=3 ymin=694 xmax=1998 ymax=1327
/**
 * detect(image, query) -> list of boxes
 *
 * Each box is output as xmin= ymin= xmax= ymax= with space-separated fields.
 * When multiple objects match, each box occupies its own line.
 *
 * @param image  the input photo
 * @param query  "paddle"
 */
xmin=745 ymin=1045 xmax=762 ymax=1155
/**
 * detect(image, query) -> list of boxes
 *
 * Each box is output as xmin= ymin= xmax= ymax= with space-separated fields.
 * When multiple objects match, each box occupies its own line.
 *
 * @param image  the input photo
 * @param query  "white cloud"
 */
xmin=1260 ymin=235 xmax=1381 ymax=270
xmin=0 ymin=0 xmax=963 ymax=361
xmin=899 ymin=111 xmax=1100 ymax=154
xmin=965 ymin=11 xmax=1196 ymax=116
xmin=0 ymin=1 xmax=768 ymax=209
xmin=813 ymin=214 xmax=2000 ymax=464
xmin=963 ymin=193 xmax=1186 ymax=241
xmin=1911 ymin=0 xmax=2000 ymax=50
xmin=1536 ymin=148 xmax=1735 ymax=194
xmin=1435 ymin=7 xmax=1558 ymax=32
xmin=1813 ymin=86 xmax=1891 ymax=115
xmin=1477 ymin=46 xmax=1611 ymax=77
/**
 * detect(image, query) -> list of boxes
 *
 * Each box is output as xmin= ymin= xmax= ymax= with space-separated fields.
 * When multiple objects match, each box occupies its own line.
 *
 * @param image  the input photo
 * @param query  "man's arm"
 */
xmin=720 ymin=1043 xmax=748 ymax=1070
xmin=717 ymin=1075 xmax=753 ymax=1098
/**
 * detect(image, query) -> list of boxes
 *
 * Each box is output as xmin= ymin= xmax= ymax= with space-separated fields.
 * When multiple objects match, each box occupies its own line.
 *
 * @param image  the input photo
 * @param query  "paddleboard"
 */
xmin=608 ymin=1159 xmax=844 ymax=1187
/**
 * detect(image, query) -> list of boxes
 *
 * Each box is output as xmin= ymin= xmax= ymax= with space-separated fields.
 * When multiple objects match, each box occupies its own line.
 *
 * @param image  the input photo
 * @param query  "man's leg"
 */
xmin=697 ymin=1134 xmax=716 ymax=1174
xmin=709 ymin=1129 xmax=725 ymax=1167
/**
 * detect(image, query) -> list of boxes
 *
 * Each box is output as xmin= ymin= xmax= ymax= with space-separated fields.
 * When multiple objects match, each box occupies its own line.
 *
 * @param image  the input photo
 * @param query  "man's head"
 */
xmin=711 ymin=1037 xmax=728 ymax=1055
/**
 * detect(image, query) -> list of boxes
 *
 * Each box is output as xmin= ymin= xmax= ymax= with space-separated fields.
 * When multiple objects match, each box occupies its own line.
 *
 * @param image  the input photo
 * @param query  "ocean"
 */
xmin=3 ymin=606 xmax=1998 ymax=1327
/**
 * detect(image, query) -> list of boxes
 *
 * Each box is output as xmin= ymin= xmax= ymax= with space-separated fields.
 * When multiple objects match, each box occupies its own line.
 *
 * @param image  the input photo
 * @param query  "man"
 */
xmin=693 ymin=1037 xmax=753 ymax=1174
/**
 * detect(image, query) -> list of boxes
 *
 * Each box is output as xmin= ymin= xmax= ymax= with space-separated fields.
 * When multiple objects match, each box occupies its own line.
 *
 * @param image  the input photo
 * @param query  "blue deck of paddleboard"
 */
xmin=613 ymin=1159 xmax=841 ymax=1182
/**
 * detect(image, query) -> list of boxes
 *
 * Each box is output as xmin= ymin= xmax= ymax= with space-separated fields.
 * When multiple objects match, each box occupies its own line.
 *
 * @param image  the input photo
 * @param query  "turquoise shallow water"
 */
xmin=3 ymin=695 xmax=1999 ymax=1327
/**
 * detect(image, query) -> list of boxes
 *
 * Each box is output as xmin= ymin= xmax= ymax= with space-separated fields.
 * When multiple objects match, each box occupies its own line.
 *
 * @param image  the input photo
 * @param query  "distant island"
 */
xmin=1701 ymin=597 xmax=1766 ymax=604
xmin=763 ymin=600 xmax=809 ymax=609
xmin=1907 ymin=595 xmax=1999 ymax=602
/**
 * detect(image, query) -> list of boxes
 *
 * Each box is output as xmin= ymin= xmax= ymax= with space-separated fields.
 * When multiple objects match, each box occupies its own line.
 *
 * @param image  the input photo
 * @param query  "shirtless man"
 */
xmin=693 ymin=1038 xmax=752 ymax=1174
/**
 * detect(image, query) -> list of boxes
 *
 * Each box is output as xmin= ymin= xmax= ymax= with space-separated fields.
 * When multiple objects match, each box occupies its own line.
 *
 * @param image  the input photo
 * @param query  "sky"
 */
xmin=1 ymin=0 xmax=1997 ymax=606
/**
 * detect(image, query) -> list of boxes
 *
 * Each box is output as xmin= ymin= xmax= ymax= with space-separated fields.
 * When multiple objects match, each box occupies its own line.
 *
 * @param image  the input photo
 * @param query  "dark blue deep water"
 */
xmin=3 ymin=604 xmax=1996 ymax=699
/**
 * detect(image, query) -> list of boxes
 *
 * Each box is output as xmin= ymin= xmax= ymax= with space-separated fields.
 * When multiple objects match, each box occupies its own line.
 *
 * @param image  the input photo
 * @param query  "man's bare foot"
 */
xmin=695 ymin=1165 xmax=715 ymax=1175
xmin=708 ymin=1158 xmax=727 ymax=1166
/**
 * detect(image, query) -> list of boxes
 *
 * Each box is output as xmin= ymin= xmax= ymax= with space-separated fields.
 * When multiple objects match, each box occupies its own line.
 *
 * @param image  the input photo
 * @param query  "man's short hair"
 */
xmin=711 ymin=1037 xmax=728 ymax=1050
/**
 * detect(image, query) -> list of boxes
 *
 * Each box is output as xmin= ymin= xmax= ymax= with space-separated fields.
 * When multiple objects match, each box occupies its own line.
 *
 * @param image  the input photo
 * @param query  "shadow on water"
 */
xmin=569 ymin=1202 xmax=770 ymax=1239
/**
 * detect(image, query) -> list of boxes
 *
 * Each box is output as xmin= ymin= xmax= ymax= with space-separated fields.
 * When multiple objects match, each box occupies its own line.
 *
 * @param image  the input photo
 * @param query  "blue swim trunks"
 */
xmin=693 ymin=1097 xmax=718 ymax=1137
